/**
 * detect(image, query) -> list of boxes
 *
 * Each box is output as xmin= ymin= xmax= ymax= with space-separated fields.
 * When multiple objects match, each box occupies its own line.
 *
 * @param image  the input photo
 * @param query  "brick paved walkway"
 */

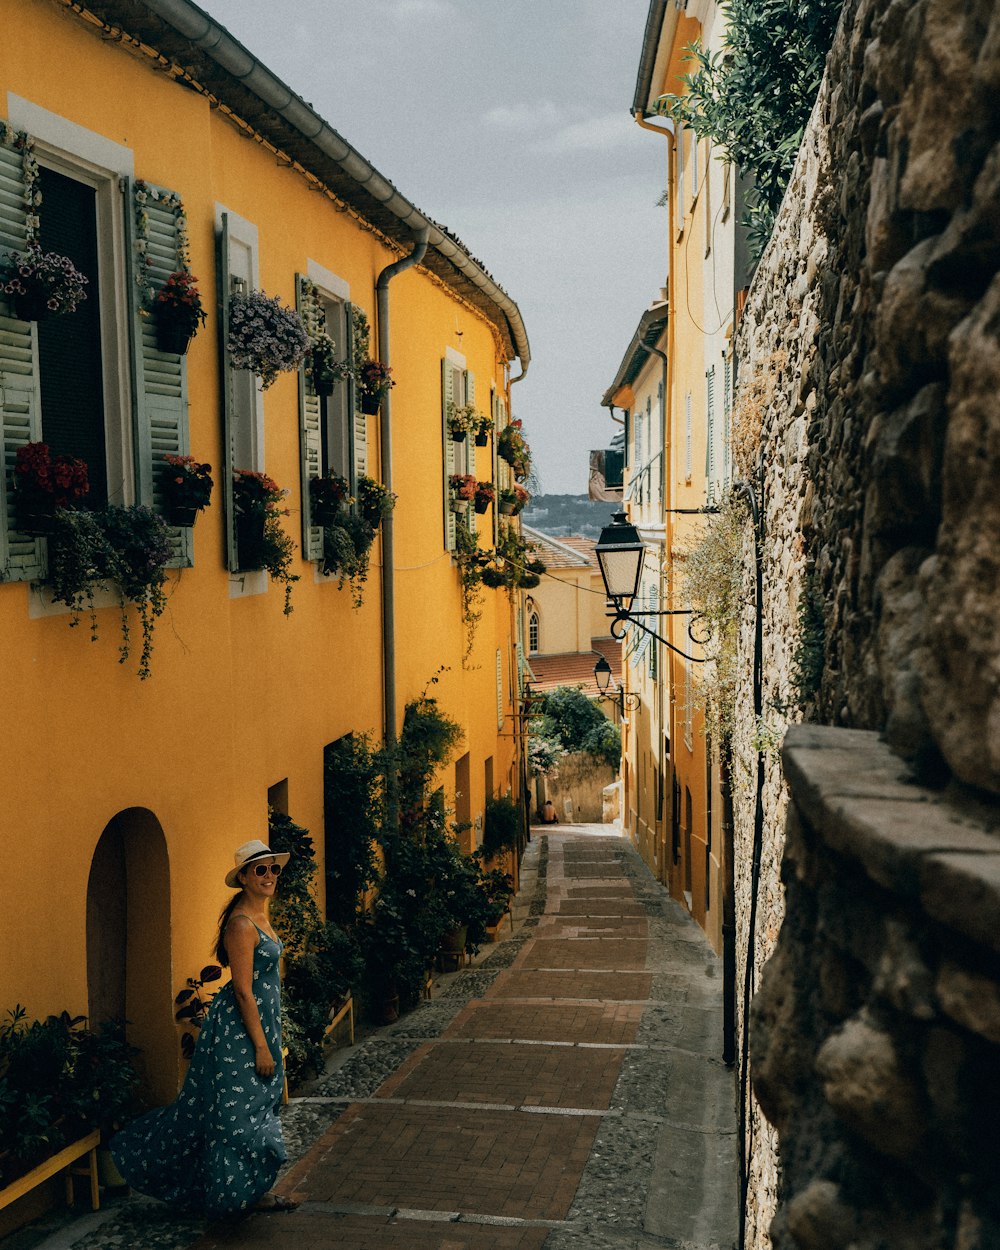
xmin=192 ymin=824 xmax=738 ymax=1250
xmin=28 ymin=825 xmax=735 ymax=1250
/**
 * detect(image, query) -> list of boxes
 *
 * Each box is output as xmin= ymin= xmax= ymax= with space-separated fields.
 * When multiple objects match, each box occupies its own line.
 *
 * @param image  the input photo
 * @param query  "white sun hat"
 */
xmin=225 ymin=839 xmax=291 ymax=889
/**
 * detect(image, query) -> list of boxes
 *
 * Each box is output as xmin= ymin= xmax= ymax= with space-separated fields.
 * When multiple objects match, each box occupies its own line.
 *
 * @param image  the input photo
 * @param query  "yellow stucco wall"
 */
xmin=0 ymin=0 xmax=521 ymax=1093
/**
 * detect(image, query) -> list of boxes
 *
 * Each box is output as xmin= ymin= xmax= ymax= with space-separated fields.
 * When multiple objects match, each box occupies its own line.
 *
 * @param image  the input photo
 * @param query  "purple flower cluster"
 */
xmin=227 ymin=289 xmax=309 ymax=390
xmin=1 ymin=245 xmax=88 ymax=315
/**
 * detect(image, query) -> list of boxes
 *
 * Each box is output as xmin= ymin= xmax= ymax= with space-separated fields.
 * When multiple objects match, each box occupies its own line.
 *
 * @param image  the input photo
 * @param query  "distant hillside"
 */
xmin=521 ymin=494 xmax=617 ymax=540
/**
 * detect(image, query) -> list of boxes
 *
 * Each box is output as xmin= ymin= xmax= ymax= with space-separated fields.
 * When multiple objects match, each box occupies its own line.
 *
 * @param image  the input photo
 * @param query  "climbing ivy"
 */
xmin=654 ymin=0 xmax=842 ymax=254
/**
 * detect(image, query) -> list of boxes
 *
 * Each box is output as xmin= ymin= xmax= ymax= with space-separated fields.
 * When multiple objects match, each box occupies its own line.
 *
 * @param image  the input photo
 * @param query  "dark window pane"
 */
xmin=37 ymin=167 xmax=107 ymax=504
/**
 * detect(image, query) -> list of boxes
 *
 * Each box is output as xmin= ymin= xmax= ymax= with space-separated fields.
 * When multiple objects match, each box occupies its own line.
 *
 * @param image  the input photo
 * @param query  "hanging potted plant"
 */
xmin=473 ymin=481 xmax=495 ymax=515
xmin=447 ymin=402 xmax=477 ymax=444
xmin=309 ymin=472 xmax=351 ymax=527
xmin=474 ymin=412 xmax=494 ymax=447
xmin=232 ymin=470 xmax=299 ymax=613
xmin=98 ymin=504 xmax=172 ymax=681
xmin=160 ymin=454 xmax=213 ymax=527
xmin=228 ymin=288 xmax=310 ymax=389
xmin=0 ymin=245 xmax=88 ymax=322
xmin=321 ymin=512 xmax=377 ymax=609
xmin=309 ymin=331 xmax=352 ymax=397
xmin=46 ymin=508 xmax=116 ymax=642
xmin=357 ymin=359 xmax=394 ymax=415
xmin=449 ymin=474 xmax=476 ymax=514
xmin=357 ymin=476 xmax=397 ymax=530
xmin=153 ymin=270 xmax=206 ymax=355
xmin=11 ymin=442 xmax=89 ymax=536
xmin=498 ymin=487 xmax=518 ymax=516
xmin=497 ymin=418 xmax=532 ymax=480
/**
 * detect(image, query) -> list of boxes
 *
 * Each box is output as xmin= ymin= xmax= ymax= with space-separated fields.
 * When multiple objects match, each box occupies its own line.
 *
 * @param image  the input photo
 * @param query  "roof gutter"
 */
xmin=633 ymin=0 xmax=670 ymax=116
xmin=133 ymin=0 xmax=530 ymax=373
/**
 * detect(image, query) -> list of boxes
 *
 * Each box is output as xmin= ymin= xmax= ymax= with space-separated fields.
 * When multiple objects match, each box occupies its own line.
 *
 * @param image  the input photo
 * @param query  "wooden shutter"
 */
xmin=496 ymin=648 xmax=504 ymax=731
xmin=491 ymin=389 xmax=500 ymax=547
xmin=125 ymin=179 xmax=192 ymax=567
xmin=346 ymin=303 xmax=366 ymax=487
xmin=296 ymin=273 xmax=323 ymax=560
xmin=706 ymin=365 xmax=716 ymax=502
xmin=442 ymin=358 xmax=456 ymax=551
xmin=0 ymin=136 xmax=45 ymax=581
xmin=217 ymin=214 xmax=237 ymax=571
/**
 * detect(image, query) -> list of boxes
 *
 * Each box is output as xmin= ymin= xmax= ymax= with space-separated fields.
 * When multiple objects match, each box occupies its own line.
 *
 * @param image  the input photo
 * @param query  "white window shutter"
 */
xmin=0 ymin=135 xmax=45 ymax=582
xmin=496 ymin=648 xmax=504 ymax=730
xmin=348 ymin=303 xmax=367 ymax=482
xmin=296 ymin=274 xmax=323 ymax=560
xmin=125 ymin=179 xmax=192 ymax=568
xmin=442 ymin=358 xmax=456 ymax=551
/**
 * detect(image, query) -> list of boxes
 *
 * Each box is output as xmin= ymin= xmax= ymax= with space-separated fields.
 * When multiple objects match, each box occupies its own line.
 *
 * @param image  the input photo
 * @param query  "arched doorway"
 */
xmin=87 ymin=809 xmax=175 ymax=1105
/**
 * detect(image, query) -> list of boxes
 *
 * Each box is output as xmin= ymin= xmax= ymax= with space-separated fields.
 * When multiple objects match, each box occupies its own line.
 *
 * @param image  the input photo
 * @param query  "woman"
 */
xmin=111 ymin=839 xmax=295 ymax=1216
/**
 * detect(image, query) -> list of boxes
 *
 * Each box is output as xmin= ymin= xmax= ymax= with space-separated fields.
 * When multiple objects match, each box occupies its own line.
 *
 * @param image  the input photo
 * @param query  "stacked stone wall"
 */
xmin=733 ymin=0 xmax=1000 ymax=1241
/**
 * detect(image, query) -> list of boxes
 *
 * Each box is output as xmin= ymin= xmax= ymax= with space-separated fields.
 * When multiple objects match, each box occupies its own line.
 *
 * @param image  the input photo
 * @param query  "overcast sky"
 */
xmin=209 ymin=0 xmax=667 ymax=495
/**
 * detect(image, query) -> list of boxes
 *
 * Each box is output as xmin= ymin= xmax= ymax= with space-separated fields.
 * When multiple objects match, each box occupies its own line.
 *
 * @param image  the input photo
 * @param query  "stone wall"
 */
xmin=753 ymin=726 xmax=1000 ymax=1250
xmin=535 ymin=752 xmax=617 ymax=824
xmin=732 ymin=0 xmax=1000 ymax=1242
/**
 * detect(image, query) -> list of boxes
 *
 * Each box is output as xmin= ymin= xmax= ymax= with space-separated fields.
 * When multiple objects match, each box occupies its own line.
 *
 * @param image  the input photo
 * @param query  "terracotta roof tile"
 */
xmin=529 ymin=639 xmax=622 ymax=696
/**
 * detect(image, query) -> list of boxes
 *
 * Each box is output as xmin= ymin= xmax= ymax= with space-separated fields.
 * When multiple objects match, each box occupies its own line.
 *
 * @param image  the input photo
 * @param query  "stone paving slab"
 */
xmin=447 ymin=1001 xmax=644 ymax=1045
xmin=376 ymin=1040 xmax=627 ymax=1109
xmin=563 ymin=885 xmax=637 ymax=898
xmin=489 ymin=970 xmax=654 ymax=1001
xmin=281 ymin=1102 xmax=601 ymax=1221
xmin=194 ymin=1212 xmax=551 ymax=1250
xmin=518 ymin=938 xmax=649 ymax=971
xmin=536 ymin=918 xmax=649 ymax=938
xmin=555 ymin=899 xmax=647 ymax=917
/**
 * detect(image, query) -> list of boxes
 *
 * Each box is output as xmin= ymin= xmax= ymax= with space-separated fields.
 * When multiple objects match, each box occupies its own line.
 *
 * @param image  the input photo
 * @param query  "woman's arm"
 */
xmin=226 ymin=915 xmax=275 ymax=1079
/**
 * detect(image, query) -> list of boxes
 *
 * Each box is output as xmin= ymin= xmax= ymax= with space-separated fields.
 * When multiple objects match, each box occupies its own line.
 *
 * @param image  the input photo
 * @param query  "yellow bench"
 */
xmin=0 ymin=1129 xmax=100 ymax=1214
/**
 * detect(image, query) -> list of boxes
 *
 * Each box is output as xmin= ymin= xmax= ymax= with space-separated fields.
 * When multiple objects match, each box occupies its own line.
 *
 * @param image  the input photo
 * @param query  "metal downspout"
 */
xmin=645 ymin=339 xmax=669 ymax=879
xmin=376 ymin=227 xmax=430 ymax=768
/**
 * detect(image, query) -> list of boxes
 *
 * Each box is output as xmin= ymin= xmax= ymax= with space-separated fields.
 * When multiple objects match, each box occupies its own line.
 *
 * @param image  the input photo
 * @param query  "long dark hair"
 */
xmin=215 ymin=888 xmax=245 ymax=967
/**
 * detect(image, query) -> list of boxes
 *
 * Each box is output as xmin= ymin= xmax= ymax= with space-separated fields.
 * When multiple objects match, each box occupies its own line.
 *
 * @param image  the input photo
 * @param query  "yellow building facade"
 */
xmin=0 ymin=0 xmax=528 ymax=1116
xmin=600 ymin=0 xmax=737 ymax=957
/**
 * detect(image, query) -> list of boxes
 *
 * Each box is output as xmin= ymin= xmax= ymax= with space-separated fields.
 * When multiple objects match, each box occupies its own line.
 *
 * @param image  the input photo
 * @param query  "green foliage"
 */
xmin=454 ymin=524 xmax=488 ymax=659
xmin=482 ymin=795 xmax=520 ymax=858
xmin=268 ymin=811 xmax=362 ymax=1083
xmin=0 ymin=1007 xmax=140 ymax=1180
xmin=322 ymin=511 xmax=377 ymax=608
xmin=681 ymin=491 xmax=749 ymax=750
xmin=324 ymin=733 xmax=382 ymax=927
xmin=398 ymin=694 xmax=463 ymax=805
xmin=531 ymin=685 xmax=621 ymax=768
xmin=790 ymin=569 xmax=825 ymax=708
xmin=527 ymin=734 xmax=561 ymax=776
xmin=654 ymin=0 xmax=841 ymax=255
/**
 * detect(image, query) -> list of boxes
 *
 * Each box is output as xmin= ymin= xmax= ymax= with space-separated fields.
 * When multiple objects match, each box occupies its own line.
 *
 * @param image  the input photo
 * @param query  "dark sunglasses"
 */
xmin=252 ymin=862 xmax=282 ymax=877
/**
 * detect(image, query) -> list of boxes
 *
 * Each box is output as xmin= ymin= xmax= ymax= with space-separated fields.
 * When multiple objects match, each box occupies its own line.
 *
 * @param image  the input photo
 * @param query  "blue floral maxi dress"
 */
xmin=111 ymin=926 xmax=287 ymax=1216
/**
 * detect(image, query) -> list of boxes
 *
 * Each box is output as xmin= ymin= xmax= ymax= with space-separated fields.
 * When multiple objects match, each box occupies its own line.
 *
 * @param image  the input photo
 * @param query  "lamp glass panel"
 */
xmin=597 ymin=544 xmax=643 ymax=601
xmin=594 ymin=657 xmax=612 ymax=692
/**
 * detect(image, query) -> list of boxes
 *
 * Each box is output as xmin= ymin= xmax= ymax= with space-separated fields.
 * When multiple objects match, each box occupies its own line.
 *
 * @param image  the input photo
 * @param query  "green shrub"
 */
xmin=483 ymin=795 xmax=520 ymax=857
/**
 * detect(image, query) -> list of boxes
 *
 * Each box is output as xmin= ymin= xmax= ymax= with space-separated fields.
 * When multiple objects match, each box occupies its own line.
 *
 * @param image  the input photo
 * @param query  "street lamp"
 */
xmin=593 ymin=655 xmax=640 ymax=714
xmin=595 ymin=510 xmax=708 ymax=663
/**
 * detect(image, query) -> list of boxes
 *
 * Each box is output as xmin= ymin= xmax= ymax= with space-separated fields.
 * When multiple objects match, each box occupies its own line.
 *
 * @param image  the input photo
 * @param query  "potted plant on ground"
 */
xmin=98 ymin=504 xmax=172 ymax=680
xmin=228 ymin=288 xmax=310 ymax=389
xmin=497 ymin=418 xmax=532 ymax=480
xmin=449 ymin=473 xmax=476 ymax=514
xmin=0 ymin=245 xmax=88 ymax=322
xmin=309 ymin=472 xmax=351 ymax=527
xmin=473 ymin=481 xmax=495 ymax=515
xmin=357 ymin=359 xmax=394 ymax=415
xmin=232 ymin=469 xmax=299 ymax=614
xmin=160 ymin=453 xmax=213 ymax=527
xmin=153 ymin=269 xmax=206 ymax=355
xmin=11 ymin=442 xmax=89 ymax=535
xmin=309 ymin=331 xmax=352 ymax=397
xmin=357 ymin=476 xmax=397 ymax=530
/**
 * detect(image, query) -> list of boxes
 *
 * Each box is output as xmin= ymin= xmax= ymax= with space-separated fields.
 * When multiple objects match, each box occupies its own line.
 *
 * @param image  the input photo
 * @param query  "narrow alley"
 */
xmin=194 ymin=824 xmax=736 ymax=1250
xmin=27 ymin=825 xmax=735 ymax=1250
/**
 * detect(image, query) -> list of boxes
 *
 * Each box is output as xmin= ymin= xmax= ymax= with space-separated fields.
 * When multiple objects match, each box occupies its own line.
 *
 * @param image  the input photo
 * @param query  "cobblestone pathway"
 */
xmin=20 ymin=826 xmax=736 ymax=1250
